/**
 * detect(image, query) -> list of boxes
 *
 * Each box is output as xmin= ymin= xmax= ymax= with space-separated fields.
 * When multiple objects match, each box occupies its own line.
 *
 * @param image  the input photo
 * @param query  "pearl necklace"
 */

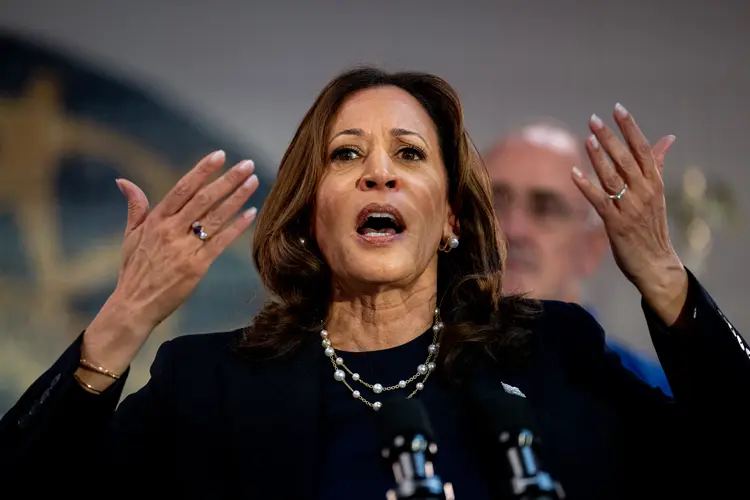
xmin=321 ymin=308 xmax=443 ymax=411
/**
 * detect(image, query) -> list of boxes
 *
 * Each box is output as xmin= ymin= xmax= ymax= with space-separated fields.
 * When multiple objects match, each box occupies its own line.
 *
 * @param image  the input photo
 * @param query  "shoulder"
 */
xmin=529 ymin=299 xmax=608 ymax=362
xmin=151 ymin=328 xmax=247 ymax=373
xmin=163 ymin=328 xmax=244 ymax=354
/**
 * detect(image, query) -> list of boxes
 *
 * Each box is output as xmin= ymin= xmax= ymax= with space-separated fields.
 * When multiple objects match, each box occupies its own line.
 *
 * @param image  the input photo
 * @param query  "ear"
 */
xmin=579 ymin=222 xmax=608 ymax=277
xmin=444 ymin=207 xmax=459 ymax=239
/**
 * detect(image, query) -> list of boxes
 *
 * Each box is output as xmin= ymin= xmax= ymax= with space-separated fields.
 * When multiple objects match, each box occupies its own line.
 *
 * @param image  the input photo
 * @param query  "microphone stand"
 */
xmin=381 ymin=431 xmax=454 ymax=500
xmin=500 ymin=427 xmax=564 ymax=500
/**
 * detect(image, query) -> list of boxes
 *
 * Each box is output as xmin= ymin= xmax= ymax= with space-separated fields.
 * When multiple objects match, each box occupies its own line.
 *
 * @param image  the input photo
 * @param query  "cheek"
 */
xmin=314 ymin=182 xmax=354 ymax=244
xmin=411 ymin=176 xmax=449 ymax=234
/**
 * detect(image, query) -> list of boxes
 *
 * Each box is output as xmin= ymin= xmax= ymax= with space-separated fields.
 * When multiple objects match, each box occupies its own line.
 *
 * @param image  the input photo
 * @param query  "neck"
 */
xmin=325 ymin=279 xmax=437 ymax=353
xmin=556 ymin=281 xmax=581 ymax=304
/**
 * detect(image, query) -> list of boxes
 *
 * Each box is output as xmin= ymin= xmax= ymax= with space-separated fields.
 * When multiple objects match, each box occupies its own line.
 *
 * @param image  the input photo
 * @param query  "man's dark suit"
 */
xmin=1 ymin=270 xmax=748 ymax=498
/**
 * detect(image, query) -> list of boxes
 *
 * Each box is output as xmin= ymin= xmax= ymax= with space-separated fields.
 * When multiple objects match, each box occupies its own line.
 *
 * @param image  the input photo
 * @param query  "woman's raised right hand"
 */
xmin=80 ymin=151 xmax=259 ymax=383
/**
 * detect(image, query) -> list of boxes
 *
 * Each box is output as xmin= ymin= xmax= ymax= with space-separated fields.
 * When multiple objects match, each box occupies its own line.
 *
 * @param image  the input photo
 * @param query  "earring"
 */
xmin=439 ymin=236 xmax=459 ymax=253
xmin=299 ymin=237 xmax=307 ymax=245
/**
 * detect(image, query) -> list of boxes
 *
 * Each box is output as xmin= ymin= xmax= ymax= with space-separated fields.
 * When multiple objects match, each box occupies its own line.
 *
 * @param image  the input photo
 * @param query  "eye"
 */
xmin=397 ymin=146 xmax=426 ymax=161
xmin=330 ymin=146 xmax=362 ymax=162
xmin=531 ymin=195 xmax=571 ymax=220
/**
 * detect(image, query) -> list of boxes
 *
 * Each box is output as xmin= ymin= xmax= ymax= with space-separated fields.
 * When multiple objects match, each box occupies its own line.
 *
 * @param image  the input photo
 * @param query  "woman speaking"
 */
xmin=1 ymin=68 xmax=748 ymax=499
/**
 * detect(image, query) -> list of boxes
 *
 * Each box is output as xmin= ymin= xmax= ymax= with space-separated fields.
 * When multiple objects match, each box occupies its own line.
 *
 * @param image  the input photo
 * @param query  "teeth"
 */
xmin=366 ymin=232 xmax=391 ymax=237
xmin=367 ymin=213 xmax=397 ymax=221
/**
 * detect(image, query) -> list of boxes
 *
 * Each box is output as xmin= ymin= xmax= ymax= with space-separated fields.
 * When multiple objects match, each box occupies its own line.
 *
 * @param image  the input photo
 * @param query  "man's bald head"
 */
xmin=489 ymin=121 xmax=582 ymax=161
xmin=486 ymin=120 xmax=607 ymax=302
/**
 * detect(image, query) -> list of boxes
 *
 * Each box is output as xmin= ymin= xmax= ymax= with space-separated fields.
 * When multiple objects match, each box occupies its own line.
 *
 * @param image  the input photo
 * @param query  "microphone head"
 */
xmin=377 ymin=397 xmax=435 ymax=450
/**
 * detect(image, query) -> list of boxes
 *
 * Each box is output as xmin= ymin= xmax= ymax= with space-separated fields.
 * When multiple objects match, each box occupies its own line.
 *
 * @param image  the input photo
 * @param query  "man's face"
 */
xmin=486 ymin=138 xmax=604 ymax=300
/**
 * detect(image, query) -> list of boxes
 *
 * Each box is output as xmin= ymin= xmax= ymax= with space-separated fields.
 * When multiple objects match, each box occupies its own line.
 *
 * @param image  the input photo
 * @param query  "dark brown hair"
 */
xmin=243 ymin=67 xmax=538 ymax=374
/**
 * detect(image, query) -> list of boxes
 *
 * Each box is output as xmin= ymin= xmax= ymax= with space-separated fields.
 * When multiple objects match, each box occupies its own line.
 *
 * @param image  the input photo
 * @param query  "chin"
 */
xmin=357 ymin=264 xmax=414 ymax=285
xmin=344 ymin=252 xmax=417 ymax=286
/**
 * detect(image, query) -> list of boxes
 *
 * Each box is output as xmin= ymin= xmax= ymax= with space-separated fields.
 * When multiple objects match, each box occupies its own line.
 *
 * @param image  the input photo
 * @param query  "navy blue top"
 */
xmin=318 ymin=329 xmax=492 ymax=500
xmin=584 ymin=306 xmax=672 ymax=396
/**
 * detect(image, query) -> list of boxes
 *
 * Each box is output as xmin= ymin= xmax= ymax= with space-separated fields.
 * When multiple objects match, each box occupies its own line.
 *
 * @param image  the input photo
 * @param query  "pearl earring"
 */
xmin=299 ymin=237 xmax=306 ymax=245
xmin=439 ymin=236 xmax=459 ymax=253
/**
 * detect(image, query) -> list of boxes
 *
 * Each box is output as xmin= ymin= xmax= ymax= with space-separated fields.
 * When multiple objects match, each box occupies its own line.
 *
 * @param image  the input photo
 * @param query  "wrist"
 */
xmin=635 ymin=259 xmax=688 ymax=327
xmin=82 ymin=293 xmax=154 ymax=374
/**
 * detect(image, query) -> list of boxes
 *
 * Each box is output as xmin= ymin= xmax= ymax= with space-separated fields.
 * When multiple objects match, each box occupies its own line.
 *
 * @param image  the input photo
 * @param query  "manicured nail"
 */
xmin=614 ymin=102 xmax=628 ymax=119
xmin=210 ymin=150 xmax=226 ymax=162
xmin=572 ymin=166 xmax=583 ymax=178
xmin=244 ymin=207 xmax=257 ymax=219
xmin=588 ymin=134 xmax=600 ymax=150
xmin=590 ymin=114 xmax=603 ymax=130
xmin=238 ymin=159 xmax=254 ymax=171
xmin=666 ymin=134 xmax=677 ymax=145
xmin=114 ymin=178 xmax=125 ymax=195
xmin=243 ymin=174 xmax=258 ymax=188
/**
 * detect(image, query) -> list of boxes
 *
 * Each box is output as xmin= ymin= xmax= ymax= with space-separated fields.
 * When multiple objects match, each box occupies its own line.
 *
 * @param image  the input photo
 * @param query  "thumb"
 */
xmin=115 ymin=178 xmax=150 ymax=235
xmin=651 ymin=135 xmax=677 ymax=173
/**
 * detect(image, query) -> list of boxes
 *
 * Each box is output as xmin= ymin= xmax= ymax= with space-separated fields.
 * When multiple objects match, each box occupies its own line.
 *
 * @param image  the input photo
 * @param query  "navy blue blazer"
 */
xmin=1 ymin=270 xmax=748 ymax=498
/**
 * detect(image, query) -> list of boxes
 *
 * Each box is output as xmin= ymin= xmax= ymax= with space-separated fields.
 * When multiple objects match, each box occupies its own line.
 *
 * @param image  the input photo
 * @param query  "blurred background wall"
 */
xmin=0 ymin=0 xmax=747 ymax=414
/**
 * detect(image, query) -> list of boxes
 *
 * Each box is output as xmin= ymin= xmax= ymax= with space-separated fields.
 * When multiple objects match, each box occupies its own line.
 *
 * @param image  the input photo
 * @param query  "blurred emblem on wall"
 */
xmin=0 ymin=33 xmax=270 ymax=415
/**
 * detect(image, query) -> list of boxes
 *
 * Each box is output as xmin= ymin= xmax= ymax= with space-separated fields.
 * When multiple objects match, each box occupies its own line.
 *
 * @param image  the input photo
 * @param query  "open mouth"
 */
xmin=356 ymin=204 xmax=405 ymax=237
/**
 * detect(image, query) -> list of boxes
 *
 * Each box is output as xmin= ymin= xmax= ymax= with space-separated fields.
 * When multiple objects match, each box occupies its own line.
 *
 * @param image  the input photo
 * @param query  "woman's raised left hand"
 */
xmin=572 ymin=103 xmax=687 ymax=326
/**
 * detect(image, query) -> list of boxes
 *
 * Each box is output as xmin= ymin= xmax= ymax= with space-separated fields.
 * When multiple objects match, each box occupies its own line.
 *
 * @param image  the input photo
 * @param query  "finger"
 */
xmin=612 ymin=103 xmax=658 ymax=181
xmin=571 ymin=166 xmax=616 ymax=220
xmin=199 ymin=207 xmax=258 ymax=259
xmin=194 ymin=172 xmax=259 ymax=236
xmin=155 ymin=150 xmax=226 ymax=217
xmin=116 ymin=178 xmax=150 ymax=236
xmin=651 ymin=135 xmax=677 ymax=174
xmin=586 ymin=134 xmax=627 ymax=198
xmin=179 ymin=159 xmax=256 ymax=227
xmin=589 ymin=113 xmax=644 ymax=189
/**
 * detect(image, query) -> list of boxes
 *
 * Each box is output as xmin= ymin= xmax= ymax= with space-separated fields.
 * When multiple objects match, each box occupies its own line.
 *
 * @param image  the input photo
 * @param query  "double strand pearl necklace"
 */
xmin=320 ymin=308 xmax=443 ymax=411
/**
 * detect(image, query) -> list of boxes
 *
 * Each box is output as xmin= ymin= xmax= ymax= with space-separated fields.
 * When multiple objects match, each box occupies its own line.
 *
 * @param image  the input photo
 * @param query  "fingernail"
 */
xmin=238 ymin=159 xmax=254 ymax=171
xmin=244 ymin=207 xmax=257 ymax=219
xmin=666 ymin=134 xmax=677 ymax=145
xmin=614 ymin=102 xmax=628 ymax=119
xmin=588 ymin=134 xmax=600 ymax=150
xmin=114 ymin=178 xmax=125 ymax=195
xmin=590 ymin=114 xmax=604 ymax=130
xmin=243 ymin=174 xmax=258 ymax=188
xmin=210 ymin=150 xmax=226 ymax=162
xmin=572 ymin=166 xmax=583 ymax=178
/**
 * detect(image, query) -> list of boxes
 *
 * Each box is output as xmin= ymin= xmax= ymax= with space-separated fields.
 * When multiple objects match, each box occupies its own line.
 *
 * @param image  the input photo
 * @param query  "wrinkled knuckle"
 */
xmin=193 ymin=190 xmax=212 ymax=208
xmin=604 ymin=176 xmax=622 ymax=192
xmin=635 ymin=142 xmax=652 ymax=158
xmin=196 ymin=162 xmax=214 ymax=177
xmin=173 ymin=180 xmax=191 ymax=198
xmin=203 ymin=211 xmax=222 ymax=229
xmin=617 ymin=154 xmax=634 ymax=169
xmin=224 ymin=169 xmax=244 ymax=186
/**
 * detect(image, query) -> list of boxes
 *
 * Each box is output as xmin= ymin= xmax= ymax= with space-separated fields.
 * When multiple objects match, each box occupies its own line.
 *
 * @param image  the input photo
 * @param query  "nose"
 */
xmin=358 ymin=150 xmax=401 ymax=191
xmin=498 ymin=204 xmax=534 ymax=240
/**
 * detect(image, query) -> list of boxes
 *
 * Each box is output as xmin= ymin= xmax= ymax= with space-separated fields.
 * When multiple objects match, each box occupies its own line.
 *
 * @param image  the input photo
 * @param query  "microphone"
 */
xmin=472 ymin=389 xmax=565 ymax=500
xmin=377 ymin=398 xmax=455 ymax=500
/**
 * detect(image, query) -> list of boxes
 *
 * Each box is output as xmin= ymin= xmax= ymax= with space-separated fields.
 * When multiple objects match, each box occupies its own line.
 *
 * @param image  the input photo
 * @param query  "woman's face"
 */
xmin=314 ymin=86 xmax=454 ymax=291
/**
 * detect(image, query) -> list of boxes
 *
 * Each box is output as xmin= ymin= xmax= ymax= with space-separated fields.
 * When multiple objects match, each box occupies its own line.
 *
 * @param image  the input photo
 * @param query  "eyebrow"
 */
xmin=330 ymin=127 xmax=428 ymax=145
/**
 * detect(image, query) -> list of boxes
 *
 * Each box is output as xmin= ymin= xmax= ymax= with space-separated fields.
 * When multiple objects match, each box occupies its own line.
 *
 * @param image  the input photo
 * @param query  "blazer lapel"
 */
xmin=224 ymin=335 xmax=323 ymax=499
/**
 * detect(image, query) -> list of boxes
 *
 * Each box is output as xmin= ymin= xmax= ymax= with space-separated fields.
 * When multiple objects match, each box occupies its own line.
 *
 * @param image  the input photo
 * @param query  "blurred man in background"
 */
xmin=485 ymin=120 xmax=672 ymax=395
